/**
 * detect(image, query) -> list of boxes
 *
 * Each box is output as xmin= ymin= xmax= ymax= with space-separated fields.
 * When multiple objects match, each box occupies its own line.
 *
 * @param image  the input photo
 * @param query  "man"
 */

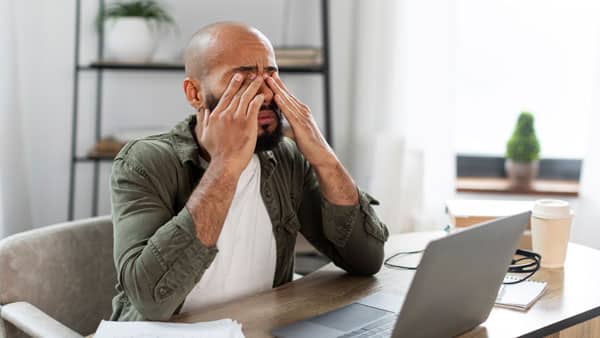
xmin=110 ymin=22 xmax=388 ymax=321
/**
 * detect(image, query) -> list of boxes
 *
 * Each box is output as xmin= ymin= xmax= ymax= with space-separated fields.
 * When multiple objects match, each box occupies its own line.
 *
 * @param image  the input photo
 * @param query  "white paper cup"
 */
xmin=531 ymin=199 xmax=574 ymax=268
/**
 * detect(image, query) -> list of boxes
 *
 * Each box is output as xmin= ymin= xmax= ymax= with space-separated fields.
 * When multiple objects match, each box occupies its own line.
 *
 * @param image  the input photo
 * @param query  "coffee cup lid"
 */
xmin=532 ymin=199 xmax=573 ymax=219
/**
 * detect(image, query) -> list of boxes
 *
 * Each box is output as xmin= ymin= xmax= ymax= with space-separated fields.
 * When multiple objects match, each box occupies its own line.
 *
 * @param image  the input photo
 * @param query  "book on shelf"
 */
xmin=276 ymin=58 xmax=322 ymax=67
xmin=86 ymin=127 xmax=170 ymax=159
xmin=275 ymin=47 xmax=322 ymax=67
xmin=274 ymin=47 xmax=321 ymax=58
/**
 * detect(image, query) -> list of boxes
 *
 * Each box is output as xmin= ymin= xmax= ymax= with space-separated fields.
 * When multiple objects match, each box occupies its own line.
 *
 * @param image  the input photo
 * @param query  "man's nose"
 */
xmin=258 ymin=80 xmax=274 ymax=105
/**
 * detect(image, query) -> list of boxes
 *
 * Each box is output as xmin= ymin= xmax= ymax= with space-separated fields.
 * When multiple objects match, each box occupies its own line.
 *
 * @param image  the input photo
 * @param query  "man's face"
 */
xmin=200 ymin=35 xmax=283 ymax=153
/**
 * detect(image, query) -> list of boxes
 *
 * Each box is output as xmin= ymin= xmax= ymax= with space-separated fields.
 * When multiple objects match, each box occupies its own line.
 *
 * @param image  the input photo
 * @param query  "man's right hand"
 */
xmin=197 ymin=73 xmax=265 ymax=176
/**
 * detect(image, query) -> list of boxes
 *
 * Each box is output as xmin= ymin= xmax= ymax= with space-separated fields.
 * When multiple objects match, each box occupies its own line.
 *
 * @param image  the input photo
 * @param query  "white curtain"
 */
xmin=0 ymin=0 xmax=32 ymax=238
xmin=576 ymin=137 xmax=600 ymax=249
xmin=569 ymin=0 xmax=600 ymax=250
xmin=573 ymin=83 xmax=600 ymax=249
xmin=350 ymin=0 xmax=456 ymax=233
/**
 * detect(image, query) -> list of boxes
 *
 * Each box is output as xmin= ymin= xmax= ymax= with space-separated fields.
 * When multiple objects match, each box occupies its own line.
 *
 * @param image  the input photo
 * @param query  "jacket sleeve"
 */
xmin=296 ymin=157 xmax=389 ymax=276
xmin=111 ymin=151 xmax=217 ymax=321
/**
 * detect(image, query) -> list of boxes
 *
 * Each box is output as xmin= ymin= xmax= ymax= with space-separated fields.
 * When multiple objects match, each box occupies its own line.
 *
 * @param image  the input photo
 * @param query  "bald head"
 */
xmin=182 ymin=22 xmax=282 ymax=152
xmin=184 ymin=22 xmax=274 ymax=81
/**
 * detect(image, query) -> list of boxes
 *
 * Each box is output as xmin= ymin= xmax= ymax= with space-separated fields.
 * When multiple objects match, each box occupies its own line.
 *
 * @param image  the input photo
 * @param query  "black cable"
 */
xmin=384 ymin=248 xmax=542 ymax=284
xmin=384 ymin=250 xmax=424 ymax=270
xmin=504 ymin=249 xmax=542 ymax=284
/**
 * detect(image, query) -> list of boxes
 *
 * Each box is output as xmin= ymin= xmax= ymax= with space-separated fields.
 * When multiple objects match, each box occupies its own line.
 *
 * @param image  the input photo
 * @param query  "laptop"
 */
xmin=272 ymin=211 xmax=530 ymax=338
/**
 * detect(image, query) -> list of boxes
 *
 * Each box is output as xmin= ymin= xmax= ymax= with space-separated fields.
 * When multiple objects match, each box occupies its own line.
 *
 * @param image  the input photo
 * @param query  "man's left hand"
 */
xmin=265 ymin=73 xmax=337 ymax=169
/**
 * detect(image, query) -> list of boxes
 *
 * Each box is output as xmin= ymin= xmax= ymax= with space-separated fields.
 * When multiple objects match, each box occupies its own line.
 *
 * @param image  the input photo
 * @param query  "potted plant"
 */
xmin=97 ymin=0 xmax=174 ymax=63
xmin=505 ymin=112 xmax=541 ymax=190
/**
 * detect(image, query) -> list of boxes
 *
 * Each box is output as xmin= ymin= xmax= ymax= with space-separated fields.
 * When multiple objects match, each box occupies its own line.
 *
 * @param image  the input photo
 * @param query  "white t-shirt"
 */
xmin=181 ymin=155 xmax=277 ymax=313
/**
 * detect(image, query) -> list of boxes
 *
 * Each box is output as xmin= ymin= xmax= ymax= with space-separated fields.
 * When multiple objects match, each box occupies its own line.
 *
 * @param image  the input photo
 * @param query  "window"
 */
xmin=456 ymin=155 xmax=581 ymax=180
xmin=453 ymin=0 xmax=600 ymax=160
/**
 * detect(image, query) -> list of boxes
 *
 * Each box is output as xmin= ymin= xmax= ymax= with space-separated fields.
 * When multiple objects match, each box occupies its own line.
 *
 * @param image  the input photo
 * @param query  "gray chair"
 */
xmin=0 ymin=216 xmax=116 ymax=338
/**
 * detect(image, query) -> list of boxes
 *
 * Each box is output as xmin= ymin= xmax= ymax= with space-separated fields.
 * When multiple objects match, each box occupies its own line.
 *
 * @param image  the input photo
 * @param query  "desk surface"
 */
xmin=173 ymin=232 xmax=600 ymax=338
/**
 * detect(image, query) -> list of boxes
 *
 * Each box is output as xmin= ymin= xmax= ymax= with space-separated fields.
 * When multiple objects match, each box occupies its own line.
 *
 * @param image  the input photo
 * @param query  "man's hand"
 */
xmin=265 ymin=73 xmax=358 ymax=205
xmin=265 ymin=73 xmax=337 ymax=169
xmin=197 ymin=73 xmax=265 ymax=176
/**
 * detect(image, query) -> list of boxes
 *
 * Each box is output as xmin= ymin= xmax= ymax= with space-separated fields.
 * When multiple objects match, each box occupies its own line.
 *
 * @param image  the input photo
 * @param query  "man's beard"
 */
xmin=254 ymin=107 xmax=283 ymax=153
xmin=205 ymin=92 xmax=283 ymax=153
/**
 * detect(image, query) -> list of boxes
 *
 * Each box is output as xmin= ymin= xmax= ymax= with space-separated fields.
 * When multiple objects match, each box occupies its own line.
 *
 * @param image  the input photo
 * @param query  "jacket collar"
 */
xmin=169 ymin=115 xmax=203 ymax=168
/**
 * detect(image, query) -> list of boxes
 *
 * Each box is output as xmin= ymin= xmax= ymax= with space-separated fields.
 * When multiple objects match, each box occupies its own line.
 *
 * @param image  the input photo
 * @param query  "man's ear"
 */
xmin=183 ymin=77 xmax=204 ymax=110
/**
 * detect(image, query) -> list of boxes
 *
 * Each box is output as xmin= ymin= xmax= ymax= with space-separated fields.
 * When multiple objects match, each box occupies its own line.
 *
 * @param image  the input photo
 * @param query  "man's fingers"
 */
xmin=213 ymin=73 xmax=244 ymax=113
xmin=266 ymin=75 xmax=302 ymax=111
xmin=266 ymin=76 xmax=296 ymax=112
xmin=266 ymin=76 xmax=296 ymax=116
xmin=265 ymin=74 xmax=286 ymax=96
xmin=224 ymin=76 xmax=253 ymax=116
xmin=247 ymin=94 xmax=265 ymax=120
xmin=236 ymin=76 xmax=264 ymax=118
xmin=267 ymin=74 xmax=307 ymax=119
xmin=273 ymin=93 xmax=299 ymax=123
xmin=271 ymin=72 xmax=290 ymax=92
xmin=203 ymin=108 xmax=210 ymax=128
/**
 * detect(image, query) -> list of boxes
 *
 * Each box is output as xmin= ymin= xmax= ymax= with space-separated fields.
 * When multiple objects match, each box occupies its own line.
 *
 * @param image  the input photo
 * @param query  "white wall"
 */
xmin=14 ymin=0 xmax=357 ymax=226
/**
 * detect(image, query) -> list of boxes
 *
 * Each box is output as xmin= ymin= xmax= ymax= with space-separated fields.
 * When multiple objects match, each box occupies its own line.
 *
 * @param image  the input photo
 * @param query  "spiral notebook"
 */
xmin=495 ymin=276 xmax=548 ymax=311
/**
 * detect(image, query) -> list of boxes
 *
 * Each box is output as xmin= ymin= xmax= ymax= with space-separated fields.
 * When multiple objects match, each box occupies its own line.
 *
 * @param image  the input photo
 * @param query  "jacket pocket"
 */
xmin=364 ymin=214 xmax=389 ymax=243
xmin=360 ymin=191 xmax=389 ymax=243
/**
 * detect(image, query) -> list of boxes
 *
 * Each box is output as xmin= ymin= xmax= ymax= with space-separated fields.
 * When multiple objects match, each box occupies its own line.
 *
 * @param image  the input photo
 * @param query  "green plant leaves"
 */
xmin=506 ymin=112 xmax=541 ymax=162
xmin=96 ymin=0 xmax=174 ymax=32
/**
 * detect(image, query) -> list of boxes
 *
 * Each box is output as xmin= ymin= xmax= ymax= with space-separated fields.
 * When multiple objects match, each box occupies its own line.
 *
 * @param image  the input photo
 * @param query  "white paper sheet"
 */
xmin=94 ymin=319 xmax=245 ymax=338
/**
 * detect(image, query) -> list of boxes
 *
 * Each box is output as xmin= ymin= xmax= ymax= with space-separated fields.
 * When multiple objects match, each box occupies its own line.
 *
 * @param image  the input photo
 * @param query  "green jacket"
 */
xmin=109 ymin=115 xmax=389 ymax=321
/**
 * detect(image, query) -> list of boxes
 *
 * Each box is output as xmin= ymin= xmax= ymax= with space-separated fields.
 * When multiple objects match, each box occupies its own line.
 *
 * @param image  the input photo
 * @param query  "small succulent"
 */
xmin=506 ymin=112 xmax=541 ymax=162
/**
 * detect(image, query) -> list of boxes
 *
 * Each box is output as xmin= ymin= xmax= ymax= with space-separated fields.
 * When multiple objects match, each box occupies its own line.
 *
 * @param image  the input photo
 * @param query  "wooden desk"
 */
xmin=174 ymin=232 xmax=600 ymax=338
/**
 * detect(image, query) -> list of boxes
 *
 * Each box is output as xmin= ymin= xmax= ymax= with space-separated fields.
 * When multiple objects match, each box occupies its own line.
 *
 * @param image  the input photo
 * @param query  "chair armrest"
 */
xmin=1 ymin=302 xmax=83 ymax=338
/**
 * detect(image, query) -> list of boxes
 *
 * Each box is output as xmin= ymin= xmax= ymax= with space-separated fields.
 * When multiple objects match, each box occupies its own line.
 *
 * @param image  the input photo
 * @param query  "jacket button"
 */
xmin=159 ymin=287 xmax=168 ymax=297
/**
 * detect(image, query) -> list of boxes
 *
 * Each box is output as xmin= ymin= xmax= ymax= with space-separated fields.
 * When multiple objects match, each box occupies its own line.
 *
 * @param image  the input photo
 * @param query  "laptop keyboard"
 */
xmin=338 ymin=314 xmax=397 ymax=338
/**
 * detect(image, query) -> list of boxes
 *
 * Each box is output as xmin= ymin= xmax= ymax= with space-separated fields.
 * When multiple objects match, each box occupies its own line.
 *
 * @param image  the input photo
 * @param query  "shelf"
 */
xmin=456 ymin=177 xmax=579 ymax=197
xmin=80 ymin=62 xmax=182 ymax=71
xmin=79 ymin=61 xmax=325 ymax=74
xmin=74 ymin=156 xmax=115 ymax=162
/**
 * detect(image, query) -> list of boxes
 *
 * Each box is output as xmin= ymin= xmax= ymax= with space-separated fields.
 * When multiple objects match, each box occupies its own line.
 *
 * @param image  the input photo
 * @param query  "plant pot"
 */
xmin=105 ymin=17 xmax=156 ymax=63
xmin=505 ymin=159 xmax=539 ymax=190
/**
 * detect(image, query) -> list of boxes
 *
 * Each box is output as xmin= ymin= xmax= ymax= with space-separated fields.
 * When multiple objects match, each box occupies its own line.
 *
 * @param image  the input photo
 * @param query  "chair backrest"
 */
xmin=0 ymin=216 xmax=115 ymax=337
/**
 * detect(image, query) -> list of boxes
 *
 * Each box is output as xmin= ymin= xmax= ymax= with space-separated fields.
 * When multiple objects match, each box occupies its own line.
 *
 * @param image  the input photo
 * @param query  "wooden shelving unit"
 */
xmin=68 ymin=0 xmax=333 ymax=220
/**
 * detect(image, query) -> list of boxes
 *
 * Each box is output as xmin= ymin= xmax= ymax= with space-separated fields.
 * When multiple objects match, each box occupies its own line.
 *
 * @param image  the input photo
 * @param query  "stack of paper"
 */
xmin=94 ymin=319 xmax=245 ymax=338
xmin=495 ymin=276 xmax=547 ymax=311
